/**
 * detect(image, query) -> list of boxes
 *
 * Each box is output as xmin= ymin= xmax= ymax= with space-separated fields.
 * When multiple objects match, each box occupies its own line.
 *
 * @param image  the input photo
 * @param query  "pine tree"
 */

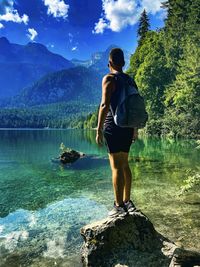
xmin=186 ymin=0 xmax=200 ymax=36
xmin=137 ymin=9 xmax=150 ymax=43
xmin=163 ymin=0 xmax=192 ymax=35
xmin=161 ymin=0 xmax=192 ymax=74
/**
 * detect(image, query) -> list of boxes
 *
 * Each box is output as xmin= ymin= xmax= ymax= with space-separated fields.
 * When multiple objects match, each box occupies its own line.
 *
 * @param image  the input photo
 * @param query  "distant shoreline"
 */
xmin=0 ymin=128 xmax=198 ymax=140
xmin=0 ymin=127 xmax=95 ymax=130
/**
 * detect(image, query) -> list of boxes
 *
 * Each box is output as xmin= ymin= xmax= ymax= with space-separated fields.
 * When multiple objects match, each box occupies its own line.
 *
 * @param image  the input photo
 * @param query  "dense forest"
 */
xmin=0 ymin=101 xmax=97 ymax=129
xmin=0 ymin=65 xmax=100 ymax=128
xmin=84 ymin=0 xmax=200 ymax=139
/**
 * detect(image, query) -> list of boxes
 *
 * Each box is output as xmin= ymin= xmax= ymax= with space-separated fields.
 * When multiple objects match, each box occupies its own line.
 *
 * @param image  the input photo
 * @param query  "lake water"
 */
xmin=0 ymin=129 xmax=199 ymax=267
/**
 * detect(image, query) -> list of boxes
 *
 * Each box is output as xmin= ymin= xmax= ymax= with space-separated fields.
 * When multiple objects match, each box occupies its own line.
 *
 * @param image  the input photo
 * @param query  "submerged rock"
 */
xmin=60 ymin=150 xmax=85 ymax=164
xmin=80 ymin=211 xmax=200 ymax=267
xmin=51 ymin=148 xmax=85 ymax=164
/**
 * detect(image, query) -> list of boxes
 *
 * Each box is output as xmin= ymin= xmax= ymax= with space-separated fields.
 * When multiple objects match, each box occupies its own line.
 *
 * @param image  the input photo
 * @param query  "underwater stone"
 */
xmin=80 ymin=210 xmax=200 ymax=267
xmin=52 ymin=149 xmax=85 ymax=164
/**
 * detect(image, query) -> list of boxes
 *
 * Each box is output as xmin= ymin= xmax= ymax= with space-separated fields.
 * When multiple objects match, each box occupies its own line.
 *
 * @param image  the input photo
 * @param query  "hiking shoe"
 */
xmin=124 ymin=200 xmax=137 ymax=214
xmin=108 ymin=201 xmax=128 ymax=217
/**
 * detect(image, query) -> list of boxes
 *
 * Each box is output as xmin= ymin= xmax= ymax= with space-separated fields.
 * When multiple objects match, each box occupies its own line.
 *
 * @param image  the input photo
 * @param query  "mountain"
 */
xmin=0 ymin=43 xmax=131 ymax=128
xmin=71 ymin=58 xmax=92 ymax=68
xmin=9 ymin=66 xmax=101 ymax=107
xmin=71 ymin=44 xmax=131 ymax=76
xmin=89 ymin=45 xmax=131 ymax=75
xmin=0 ymin=37 xmax=74 ymax=99
xmin=0 ymin=38 xmax=131 ymax=100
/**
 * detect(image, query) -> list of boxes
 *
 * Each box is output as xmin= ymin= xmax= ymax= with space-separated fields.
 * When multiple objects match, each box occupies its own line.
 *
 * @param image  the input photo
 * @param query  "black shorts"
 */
xmin=103 ymin=127 xmax=134 ymax=154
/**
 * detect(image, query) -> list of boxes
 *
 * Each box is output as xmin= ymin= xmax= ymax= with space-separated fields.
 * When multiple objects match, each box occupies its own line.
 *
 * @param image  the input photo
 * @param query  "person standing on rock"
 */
xmin=96 ymin=47 xmax=138 ymax=217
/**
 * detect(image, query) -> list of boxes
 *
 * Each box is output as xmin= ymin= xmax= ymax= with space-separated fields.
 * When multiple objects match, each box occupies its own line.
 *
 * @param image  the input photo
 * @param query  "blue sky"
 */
xmin=0 ymin=0 xmax=166 ymax=60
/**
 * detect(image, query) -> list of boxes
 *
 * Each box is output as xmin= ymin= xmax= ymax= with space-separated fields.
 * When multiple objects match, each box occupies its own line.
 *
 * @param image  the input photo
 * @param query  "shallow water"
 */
xmin=0 ymin=129 xmax=199 ymax=266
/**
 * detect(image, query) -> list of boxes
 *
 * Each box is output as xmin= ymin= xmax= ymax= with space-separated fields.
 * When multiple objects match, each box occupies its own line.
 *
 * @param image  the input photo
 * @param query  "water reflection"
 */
xmin=0 ymin=197 xmax=108 ymax=267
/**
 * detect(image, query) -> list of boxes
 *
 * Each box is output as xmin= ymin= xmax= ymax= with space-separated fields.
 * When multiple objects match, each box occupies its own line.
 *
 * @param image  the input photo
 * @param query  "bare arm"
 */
xmin=97 ymin=74 xmax=115 ymax=133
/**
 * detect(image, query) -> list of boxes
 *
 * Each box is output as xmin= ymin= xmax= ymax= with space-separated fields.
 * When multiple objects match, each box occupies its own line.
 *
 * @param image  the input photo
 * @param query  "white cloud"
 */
xmin=27 ymin=28 xmax=38 ymax=41
xmin=93 ymin=0 xmax=163 ymax=34
xmin=43 ymin=0 xmax=69 ymax=19
xmin=104 ymin=0 xmax=138 ymax=32
xmin=0 ymin=23 xmax=4 ymax=29
xmin=0 ymin=10 xmax=28 ymax=24
xmin=141 ymin=0 xmax=162 ymax=15
xmin=71 ymin=46 xmax=77 ymax=51
xmin=0 ymin=0 xmax=29 ymax=24
xmin=92 ymin=18 xmax=108 ymax=34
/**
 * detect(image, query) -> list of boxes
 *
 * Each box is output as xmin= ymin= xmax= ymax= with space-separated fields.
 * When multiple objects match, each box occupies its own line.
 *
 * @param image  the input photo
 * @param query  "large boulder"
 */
xmin=80 ymin=211 xmax=200 ymax=267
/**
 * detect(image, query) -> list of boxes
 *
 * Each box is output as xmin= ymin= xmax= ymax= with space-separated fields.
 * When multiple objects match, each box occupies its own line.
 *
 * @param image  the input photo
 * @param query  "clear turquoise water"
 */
xmin=0 ymin=129 xmax=199 ymax=267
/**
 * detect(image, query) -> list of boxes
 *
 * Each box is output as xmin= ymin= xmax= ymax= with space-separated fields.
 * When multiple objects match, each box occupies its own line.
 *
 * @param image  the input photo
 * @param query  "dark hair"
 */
xmin=109 ymin=48 xmax=125 ymax=66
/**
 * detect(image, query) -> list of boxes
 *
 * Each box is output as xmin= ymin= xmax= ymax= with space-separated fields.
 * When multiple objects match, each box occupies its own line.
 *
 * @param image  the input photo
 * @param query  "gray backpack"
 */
xmin=110 ymin=72 xmax=148 ymax=128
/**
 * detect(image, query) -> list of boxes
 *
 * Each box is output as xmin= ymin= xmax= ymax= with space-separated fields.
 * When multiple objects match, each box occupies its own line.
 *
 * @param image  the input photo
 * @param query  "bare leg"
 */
xmin=112 ymin=167 xmax=124 ymax=206
xmin=123 ymin=165 xmax=132 ymax=202
xmin=108 ymin=152 xmax=125 ymax=206
xmin=121 ymin=152 xmax=132 ymax=202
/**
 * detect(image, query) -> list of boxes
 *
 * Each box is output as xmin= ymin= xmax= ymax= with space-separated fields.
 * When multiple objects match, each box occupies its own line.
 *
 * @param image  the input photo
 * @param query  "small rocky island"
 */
xmin=80 ymin=210 xmax=200 ymax=267
xmin=51 ymin=144 xmax=85 ymax=164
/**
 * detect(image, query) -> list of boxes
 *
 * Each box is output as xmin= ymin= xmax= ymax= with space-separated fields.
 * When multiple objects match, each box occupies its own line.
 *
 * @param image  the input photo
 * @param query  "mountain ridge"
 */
xmin=71 ymin=44 xmax=131 ymax=73
xmin=7 ymin=66 xmax=102 ymax=107
xmin=0 ymin=37 xmax=74 ymax=99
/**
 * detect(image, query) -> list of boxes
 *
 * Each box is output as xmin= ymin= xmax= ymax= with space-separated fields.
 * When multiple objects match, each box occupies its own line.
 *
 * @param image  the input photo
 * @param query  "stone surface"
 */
xmin=169 ymin=248 xmax=200 ymax=267
xmin=80 ymin=210 xmax=200 ymax=267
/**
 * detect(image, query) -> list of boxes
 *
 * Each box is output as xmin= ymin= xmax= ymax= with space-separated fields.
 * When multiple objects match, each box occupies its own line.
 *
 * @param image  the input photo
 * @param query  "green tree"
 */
xmin=127 ymin=0 xmax=200 ymax=138
xmin=128 ymin=31 xmax=170 ymax=116
xmin=161 ymin=0 xmax=192 ymax=72
xmin=163 ymin=34 xmax=200 ymax=138
xmin=89 ymin=113 xmax=97 ymax=128
xmin=137 ymin=9 xmax=150 ymax=43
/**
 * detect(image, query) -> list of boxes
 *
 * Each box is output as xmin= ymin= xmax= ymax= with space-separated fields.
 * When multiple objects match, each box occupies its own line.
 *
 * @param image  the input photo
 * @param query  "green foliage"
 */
xmin=59 ymin=143 xmax=73 ymax=153
xmin=163 ymin=34 xmax=200 ymax=138
xmin=162 ymin=0 xmax=192 ymax=72
xmin=89 ymin=113 xmax=98 ymax=128
xmin=83 ymin=105 xmax=99 ymax=129
xmin=0 ymin=101 xmax=97 ymax=129
xmin=9 ymin=66 xmax=101 ymax=107
xmin=127 ymin=31 xmax=170 ymax=120
xmin=127 ymin=0 xmax=200 ymax=138
xmin=196 ymin=140 xmax=200 ymax=149
xmin=179 ymin=170 xmax=200 ymax=195
xmin=144 ymin=118 xmax=163 ymax=136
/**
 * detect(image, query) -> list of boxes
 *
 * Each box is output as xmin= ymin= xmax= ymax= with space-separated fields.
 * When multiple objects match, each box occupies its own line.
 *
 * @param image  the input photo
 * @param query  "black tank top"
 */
xmin=103 ymin=72 xmax=133 ymax=134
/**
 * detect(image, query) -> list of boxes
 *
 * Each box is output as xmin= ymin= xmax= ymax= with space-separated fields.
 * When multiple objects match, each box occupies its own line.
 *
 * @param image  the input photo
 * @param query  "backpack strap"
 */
xmin=109 ymin=72 xmax=127 ymax=90
xmin=107 ymin=73 xmax=120 ymax=94
xmin=108 ymin=72 xmax=118 ymax=82
xmin=108 ymin=72 xmax=128 ymax=118
xmin=112 ymin=72 xmax=139 ymax=94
